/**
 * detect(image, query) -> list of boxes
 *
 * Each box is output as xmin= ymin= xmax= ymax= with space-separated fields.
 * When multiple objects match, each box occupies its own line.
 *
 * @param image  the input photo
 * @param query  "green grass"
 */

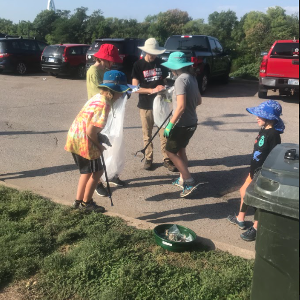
xmin=0 ymin=185 xmax=254 ymax=300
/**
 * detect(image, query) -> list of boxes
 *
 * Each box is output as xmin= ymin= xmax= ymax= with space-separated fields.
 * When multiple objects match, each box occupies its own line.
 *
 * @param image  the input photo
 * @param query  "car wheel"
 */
xmin=198 ymin=71 xmax=209 ymax=94
xmin=258 ymin=90 xmax=268 ymax=99
xmin=16 ymin=62 xmax=27 ymax=75
xmin=77 ymin=65 xmax=86 ymax=79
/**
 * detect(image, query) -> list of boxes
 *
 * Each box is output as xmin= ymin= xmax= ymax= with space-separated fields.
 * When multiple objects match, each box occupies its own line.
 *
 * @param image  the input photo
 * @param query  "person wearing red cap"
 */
xmin=86 ymin=44 xmax=126 ymax=197
xmin=86 ymin=44 xmax=122 ymax=100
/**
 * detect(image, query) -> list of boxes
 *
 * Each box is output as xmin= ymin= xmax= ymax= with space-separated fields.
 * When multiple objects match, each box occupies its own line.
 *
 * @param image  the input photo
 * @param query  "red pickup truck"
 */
xmin=258 ymin=39 xmax=299 ymax=98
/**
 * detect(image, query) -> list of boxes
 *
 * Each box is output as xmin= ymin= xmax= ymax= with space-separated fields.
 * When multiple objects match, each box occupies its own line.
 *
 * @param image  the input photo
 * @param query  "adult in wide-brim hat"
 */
xmin=138 ymin=38 xmax=166 ymax=55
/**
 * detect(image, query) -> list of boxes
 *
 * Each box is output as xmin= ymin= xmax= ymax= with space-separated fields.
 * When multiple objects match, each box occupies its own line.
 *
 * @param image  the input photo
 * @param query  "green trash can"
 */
xmin=244 ymin=143 xmax=299 ymax=300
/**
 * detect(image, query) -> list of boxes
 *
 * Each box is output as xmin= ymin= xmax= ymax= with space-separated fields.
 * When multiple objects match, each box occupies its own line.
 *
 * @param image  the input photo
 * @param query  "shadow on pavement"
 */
xmin=0 ymin=130 xmax=67 ymax=136
xmin=0 ymin=164 xmax=77 ymax=181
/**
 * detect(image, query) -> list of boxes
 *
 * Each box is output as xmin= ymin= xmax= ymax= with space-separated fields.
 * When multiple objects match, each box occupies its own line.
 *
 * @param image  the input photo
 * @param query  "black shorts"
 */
xmin=166 ymin=125 xmax=197 ymax=154
xmin=72 ymin=153 xmax=103 ymax=174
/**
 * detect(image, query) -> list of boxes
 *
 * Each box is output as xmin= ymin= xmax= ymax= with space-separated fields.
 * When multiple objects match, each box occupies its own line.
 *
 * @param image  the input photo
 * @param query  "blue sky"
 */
xmin=0 ymin=0 xmax=299 ymax=23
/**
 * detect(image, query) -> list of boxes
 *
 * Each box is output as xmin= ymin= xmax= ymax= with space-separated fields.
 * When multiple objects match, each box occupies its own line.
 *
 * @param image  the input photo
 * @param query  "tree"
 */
xmin=33 ymin=10 xmax=59 ymax=41
xmin=148 ymin=9 xmax=192 ymax=44
xmin=0 ymin=18 xmax=17 ymax=36
xmin=208 ymin=10 xmax=238 ymax=49
xmin=183 ymin=19 xmax=211 ymax=36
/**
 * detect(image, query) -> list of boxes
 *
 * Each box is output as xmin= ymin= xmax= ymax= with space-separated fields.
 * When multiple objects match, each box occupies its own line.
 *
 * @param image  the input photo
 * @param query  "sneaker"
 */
xmin=72 ymin=200 xmax=82 ymax=209
xmin=172 ymin=177 xmax=184 ymax=188
xmin=241 ymin=227 xmax=257 ymax=242
xmin=227 ymin=215 xmax=246 ymax=230
xmin=163 ymin=159 xmax=178 ymax=172
xmin=109 ymin=176 xmax=126 ymax=187
xmin=144 ymin=160 xmax=153 ymax=170
xmin=96 ymin=182 xmax=108 ymax=197
xmin=180 ymin=181 xmax=200 ymax=198
xmin=80 ymin=199 xmax=105 ymax=213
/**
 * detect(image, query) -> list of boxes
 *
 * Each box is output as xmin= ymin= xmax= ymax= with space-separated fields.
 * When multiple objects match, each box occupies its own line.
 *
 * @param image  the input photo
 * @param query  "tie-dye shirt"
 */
xmin=65 ymin=94 xmax=112 ymax=160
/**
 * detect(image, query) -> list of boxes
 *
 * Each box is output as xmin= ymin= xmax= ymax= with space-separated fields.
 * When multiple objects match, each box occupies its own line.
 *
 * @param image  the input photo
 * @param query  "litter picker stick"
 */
xmin=100 ymin=153 xmax=114 ymax=207
xmin=135 ymin=110 xmax=173 ymax=162
xmin=98 ymin=133 xmax=113 ymax=207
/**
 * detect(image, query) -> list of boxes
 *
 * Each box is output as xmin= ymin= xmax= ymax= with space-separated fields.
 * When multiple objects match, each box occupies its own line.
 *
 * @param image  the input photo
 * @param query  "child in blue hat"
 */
xmin=227 ymin=100 xmax=285 ymax=241
xmin=65 ymin=70 xmax=131 ymax=212
xmin=161 ymin=52 xmax=202 ymax=198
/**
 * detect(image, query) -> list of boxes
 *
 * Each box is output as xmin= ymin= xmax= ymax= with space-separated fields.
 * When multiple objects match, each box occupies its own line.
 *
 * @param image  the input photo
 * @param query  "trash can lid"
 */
xmin=245 ymin=143 xmax=299 ymax=219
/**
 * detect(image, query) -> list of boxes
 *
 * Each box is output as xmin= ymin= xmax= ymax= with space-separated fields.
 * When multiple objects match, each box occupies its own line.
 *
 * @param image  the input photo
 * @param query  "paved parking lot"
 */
xmin=0 ymin=73 xmax=299 ymax=258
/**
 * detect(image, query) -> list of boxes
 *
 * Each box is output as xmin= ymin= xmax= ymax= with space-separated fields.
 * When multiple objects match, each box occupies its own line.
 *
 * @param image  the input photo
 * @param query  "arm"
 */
xmin=197 ymin=90 xmax=202 ymax=106
xmin=171 ymin=94 xmax=186 ymax=124
xmin=132 ymin=78 xmax=165 ymax=95
xmin=87 ymin=125 xmax=106 ymax=154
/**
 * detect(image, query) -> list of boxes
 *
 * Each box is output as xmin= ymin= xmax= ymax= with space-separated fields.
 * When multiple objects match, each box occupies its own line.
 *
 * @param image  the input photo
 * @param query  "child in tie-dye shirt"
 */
xmin=65 ymin=70 xmax=131 ymax=212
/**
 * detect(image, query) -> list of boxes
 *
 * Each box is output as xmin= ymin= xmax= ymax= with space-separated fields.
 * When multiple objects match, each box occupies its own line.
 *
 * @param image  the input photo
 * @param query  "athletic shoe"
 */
xmin=72 ymin=200 xmax=82 ymax=209
xmin=172 ymin=177 xmax=184 ymax=188
xmin=96 ymin=182 xmax=108 ymax=197
xmin=144 ymin=160 xmax=153 ymax=170
xmin=180 ymin=181 xmax=200 ymax=198
xmin=80 ymin=199 xmax=105 ymax=213
xmin=163 ymin=159 xmax=178 ymax=172
xmin=227 ymin=214 xmax=246 ymax=230
xmin=241 ymin=227 xmax=257 ymax=242
xmin=109 ymin=176 xmax=126 ymax=187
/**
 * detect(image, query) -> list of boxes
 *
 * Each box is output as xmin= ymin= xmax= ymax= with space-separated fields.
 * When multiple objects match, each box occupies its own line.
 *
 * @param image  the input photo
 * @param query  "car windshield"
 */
xmin=165 ymin=37 xmax=210 ymax=52
xmin=271 ymin=43 xmax=299 ymax=58
xmin=91 ymin=41 xmax=125 ymax=54
xmin=43 ymin=45 xmax=65 ymax=57
xmin=0 ymin=41 xmax=7 ymax=52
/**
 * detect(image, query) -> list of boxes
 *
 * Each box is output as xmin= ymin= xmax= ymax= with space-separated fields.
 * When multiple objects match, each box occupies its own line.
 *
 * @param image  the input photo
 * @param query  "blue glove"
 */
xmin=164 ymin=122 xmax=174 ymax=138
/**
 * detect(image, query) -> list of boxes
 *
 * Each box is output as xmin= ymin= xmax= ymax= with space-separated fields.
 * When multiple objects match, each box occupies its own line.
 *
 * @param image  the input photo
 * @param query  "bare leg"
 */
xmin=166 ymin=149 xmax=191 ymax=181
xmin=83 ymin=171 xmax=103 ymax=202
xmin=76 ymin=173 xmax=92 ymax=200
xmin=237 ymin=175 xmax=252 ymax=222
xmin=253 ymin=220 xmax=258 ymax=230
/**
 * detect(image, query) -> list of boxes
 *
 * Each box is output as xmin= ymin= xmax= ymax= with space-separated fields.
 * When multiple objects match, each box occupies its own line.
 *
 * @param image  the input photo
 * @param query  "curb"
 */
xmin=0 ymin=181 xmax=255 ymax=260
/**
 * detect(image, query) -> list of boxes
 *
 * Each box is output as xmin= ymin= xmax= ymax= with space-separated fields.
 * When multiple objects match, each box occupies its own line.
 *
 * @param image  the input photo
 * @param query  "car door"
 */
xmin=215 ymin=40 xmax=229 ymax=74
xmin=19 ymin=40 xmax=38 ymax=69
xmin=208 ymin=38 xmax=221 ymax=76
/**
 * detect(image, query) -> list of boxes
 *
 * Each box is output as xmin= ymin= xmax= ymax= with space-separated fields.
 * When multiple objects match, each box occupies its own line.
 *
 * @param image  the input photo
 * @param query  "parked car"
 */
xmin=41 ymin=44 xmax=90 ymax=79
xmin=258 ymin=39 xmax=299 ymax=98
xmin=86 ymin=38 xmax=145 ymax=81
xmin=0 ymin=36 xmax=48 ymax=75
xmin=161 ymin=35 xmax=232 ymax=94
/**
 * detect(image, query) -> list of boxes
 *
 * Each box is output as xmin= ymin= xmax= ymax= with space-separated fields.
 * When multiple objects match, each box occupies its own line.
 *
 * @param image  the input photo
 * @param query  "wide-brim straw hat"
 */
xmin=138 ymin=38 xmax=166 ymax=55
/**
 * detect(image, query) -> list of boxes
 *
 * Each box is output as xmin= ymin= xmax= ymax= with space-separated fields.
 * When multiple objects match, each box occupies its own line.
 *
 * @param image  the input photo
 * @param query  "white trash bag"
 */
xmin=153 ymin=87 xmax=173 ymax=128
xmin=101 ymin=94 xmax=128 ymax=181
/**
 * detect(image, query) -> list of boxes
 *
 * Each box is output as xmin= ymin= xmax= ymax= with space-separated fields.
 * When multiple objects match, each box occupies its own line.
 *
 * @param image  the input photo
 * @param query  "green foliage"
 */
xmin=0 ymin=186 xmax=254 ymax=299
xmin=230 ymin=61 xmax=261 ymax=80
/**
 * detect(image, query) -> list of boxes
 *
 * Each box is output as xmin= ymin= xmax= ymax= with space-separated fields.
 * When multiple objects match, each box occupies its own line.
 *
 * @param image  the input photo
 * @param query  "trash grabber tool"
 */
xmin=98 ymin=133 xmax=114 ymax=207
xmin=134 ymin=110 xmax=173 ymax=162
xmin=100 ymin=153 xmax=114 ymax=207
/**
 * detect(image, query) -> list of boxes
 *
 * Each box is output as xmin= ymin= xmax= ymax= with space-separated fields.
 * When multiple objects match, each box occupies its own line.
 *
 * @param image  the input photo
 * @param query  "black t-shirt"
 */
xmin=132 ymin=57 xmax=169 ymax=110
xmin=250 ymin=127 xmax=281 ymax=179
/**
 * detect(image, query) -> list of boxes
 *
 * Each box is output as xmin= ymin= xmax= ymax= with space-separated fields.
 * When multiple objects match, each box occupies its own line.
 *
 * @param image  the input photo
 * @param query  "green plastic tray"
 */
xmin=153 ymin=224 xmax=197 ymax=252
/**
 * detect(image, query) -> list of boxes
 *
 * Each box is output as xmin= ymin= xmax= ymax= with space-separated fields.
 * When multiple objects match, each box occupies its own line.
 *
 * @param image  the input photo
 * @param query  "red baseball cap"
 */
xmin=94 ymin=44 xmax=123 ymax=63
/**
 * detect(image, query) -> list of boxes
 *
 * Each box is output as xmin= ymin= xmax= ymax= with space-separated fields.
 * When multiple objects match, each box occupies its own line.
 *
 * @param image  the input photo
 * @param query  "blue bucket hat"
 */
xmin=98 ymin=70 xmax=132 ymax=93
xmin=247 ymin=100 xmax=285 ymax=133
xmin=161 ymin=52 xmax=194 ymax=70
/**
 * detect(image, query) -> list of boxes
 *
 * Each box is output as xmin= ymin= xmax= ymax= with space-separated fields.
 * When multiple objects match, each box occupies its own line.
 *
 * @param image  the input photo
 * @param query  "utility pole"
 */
xmin=47 ymin=0 xmax=56 ymax=12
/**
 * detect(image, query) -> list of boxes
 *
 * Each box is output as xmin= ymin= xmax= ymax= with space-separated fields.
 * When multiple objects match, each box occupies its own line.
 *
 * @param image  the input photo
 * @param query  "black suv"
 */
xmin=41 ymin=44 xmax=90 ymax=79
xmin=86 ymin=38 xmax=145 ymax=80
xmin=0 ymin=36 xmax=48 ymax=75
xmin=161 ymin=35 xmax=231 ymax=94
